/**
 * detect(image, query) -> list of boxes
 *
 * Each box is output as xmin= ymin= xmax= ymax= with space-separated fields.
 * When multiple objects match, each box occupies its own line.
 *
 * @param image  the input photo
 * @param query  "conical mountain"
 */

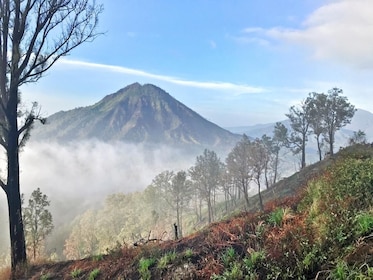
xmin=31 ymin=83 xmax=240 ymax=148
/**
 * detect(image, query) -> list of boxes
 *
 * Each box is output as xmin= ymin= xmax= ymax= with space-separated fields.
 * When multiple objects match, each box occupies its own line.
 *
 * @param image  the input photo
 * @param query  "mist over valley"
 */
xmin=1 ymin=82 xmax=372 ymax=265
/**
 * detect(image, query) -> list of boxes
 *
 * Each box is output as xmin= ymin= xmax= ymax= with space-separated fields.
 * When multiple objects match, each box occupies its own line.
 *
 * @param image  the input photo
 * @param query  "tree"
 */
xmin=306 ymin=92 xmax=328 ymax=161
xmin=22 ymin=188 xmax=53 ymax=261
xmin=322 ymin=88 xmax=356 ymax=155
xmin=150 ymin=170 xmax=192 ymax=238
xmin=0 ymin=0 xmax=102 ymax=270
xmin=286 ymin=100 xmax=311 ymax=169
xmin=189 ymin=149 xmax=223 ymax=223
xmin=349 ymin=130 xmax=367 ymax=145
xmin=250 ymin=138 xmax=268 ymax=211
xmin=63 ymin=209 xmax=98 ymax=260
xmin=226 ymin=135 xmax=253 ymax=208
xmin=271 ymin=122 xmax=288 ymax=184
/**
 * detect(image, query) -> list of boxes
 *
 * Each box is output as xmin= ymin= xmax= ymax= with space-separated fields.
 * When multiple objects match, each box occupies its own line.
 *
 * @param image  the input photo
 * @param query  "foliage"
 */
xmin=183 ymin=248 xmax=194 ymax=260
xmin=157 ymin=251 xmax=177 ymax=269
xmin=225 ymin=134 xmax=253 ymax=207
xmin=39 ymin=273 xmax=51 ymax=280
xmin=70 ymin=268 xmax=82 ymax=278
xmin=138 ymin=257 xmax=156 ymax=280
xmin=190 ymin=149 xmax=224 ymax=223
xmin=354 ymin=211 xmax=373 ymax=236
xmin=22 ymin=188 xmax=54 ymax=261
xmin=349 ymin=130 xmax=367 ymax=146
xmin=322 ymin=88 xmax=356 ymax=155
xmin=91 ymin=254 xmax=103 ymax=261
xmin=88 ymin=268 xmax=100 ymax=280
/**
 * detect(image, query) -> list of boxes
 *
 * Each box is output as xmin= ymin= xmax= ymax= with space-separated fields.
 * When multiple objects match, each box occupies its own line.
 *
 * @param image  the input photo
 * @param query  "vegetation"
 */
xmin=0 ymin=0 xmax=102 ymax=272
xmin=22 ymin=188 xmax=54 ymax=261
xmin=3 ymin=143 xmax=370 ymax=279
xmin=285 ymin=88 xmax=355 ymax=168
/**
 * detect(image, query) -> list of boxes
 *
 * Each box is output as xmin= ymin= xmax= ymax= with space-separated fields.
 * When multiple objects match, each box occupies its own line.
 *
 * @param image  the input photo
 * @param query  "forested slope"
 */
xmin=3 ymin=144 xmax=373 ymax=279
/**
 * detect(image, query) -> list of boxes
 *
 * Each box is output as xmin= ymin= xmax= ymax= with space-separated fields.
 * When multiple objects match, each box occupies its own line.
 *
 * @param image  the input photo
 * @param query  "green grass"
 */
xmin=157 ymin=251 xmax=177 ymax=269
xmin=70 ymin=268 xmax=82 ymax=278
xmin=88 ymin=268 xmax=100 ymax=280
xmin=138 ymin=257 xmax=156 ymax=280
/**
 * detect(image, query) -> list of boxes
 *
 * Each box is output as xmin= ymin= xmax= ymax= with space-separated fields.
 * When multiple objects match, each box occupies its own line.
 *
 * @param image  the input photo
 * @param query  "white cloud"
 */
xmin=265 ymin=0 xmax=373 ymax=69
xmin=58 ymin=58 xmax=266 ymax=94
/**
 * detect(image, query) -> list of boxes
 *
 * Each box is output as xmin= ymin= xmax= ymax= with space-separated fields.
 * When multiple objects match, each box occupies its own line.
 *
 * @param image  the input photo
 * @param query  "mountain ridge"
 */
xmin=31 ymin=83 xmax=240 ymax=149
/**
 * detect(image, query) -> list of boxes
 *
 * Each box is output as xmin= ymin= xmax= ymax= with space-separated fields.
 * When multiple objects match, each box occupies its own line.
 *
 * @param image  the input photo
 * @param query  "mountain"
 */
xmin=31 ymin=83 xmax=240 ymax=149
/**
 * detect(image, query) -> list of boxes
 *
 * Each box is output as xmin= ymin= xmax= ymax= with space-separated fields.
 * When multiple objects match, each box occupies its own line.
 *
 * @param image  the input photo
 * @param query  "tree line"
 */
xmin=1 ymin=87 xmax=359 ymax=264
xmin=62 ymin=86 xmax=358 ymax=260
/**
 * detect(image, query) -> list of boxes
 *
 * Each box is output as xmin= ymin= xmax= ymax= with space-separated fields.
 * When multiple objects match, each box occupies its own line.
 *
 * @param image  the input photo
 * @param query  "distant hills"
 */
xmin=227 ymin=109 xmax=373 ymax=145
xmin=31 ymin=83 xmax=240 ymax=150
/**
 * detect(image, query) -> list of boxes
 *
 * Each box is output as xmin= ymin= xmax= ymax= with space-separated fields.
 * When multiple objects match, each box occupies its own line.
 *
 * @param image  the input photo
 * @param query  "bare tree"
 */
xmin=0 ymin=0 xmax=102 ymax=271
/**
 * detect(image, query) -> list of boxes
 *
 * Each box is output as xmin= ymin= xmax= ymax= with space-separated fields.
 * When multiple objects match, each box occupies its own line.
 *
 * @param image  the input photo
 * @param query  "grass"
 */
xmin=138 ymin=257 xmax=156 ymax=280
xmin=157 ymin=250 xmax=177 ymax=269
xmin=88 ymin=268 xmax=100 ymax=280
xmin=71 ymin=268 xmax=82 ymax=278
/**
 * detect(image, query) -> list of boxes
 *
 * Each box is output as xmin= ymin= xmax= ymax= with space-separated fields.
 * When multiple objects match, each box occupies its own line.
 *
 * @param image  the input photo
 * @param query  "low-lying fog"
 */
xmin=0 ymin=140 xmax=197 ymax=253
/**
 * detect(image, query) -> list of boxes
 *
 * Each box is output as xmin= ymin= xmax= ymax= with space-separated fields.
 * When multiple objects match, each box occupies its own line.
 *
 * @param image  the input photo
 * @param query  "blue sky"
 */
xmin=22 ymin=0 xmax=373 ymax=127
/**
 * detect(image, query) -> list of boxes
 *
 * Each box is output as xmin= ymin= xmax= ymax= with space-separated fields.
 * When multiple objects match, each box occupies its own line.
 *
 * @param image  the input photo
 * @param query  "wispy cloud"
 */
xmin=59 ymin=58 xmax=266 ymax=94
xmin=242 ymin=0 xmax=373 ymax=69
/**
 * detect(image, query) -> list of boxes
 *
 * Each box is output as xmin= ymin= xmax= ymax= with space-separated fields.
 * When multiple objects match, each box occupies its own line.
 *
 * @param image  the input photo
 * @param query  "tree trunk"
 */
xmin=316 ymin=135 xmax=322 ymax=161
xmin=243 ymin=183 xmax=250 ymax=208
xmin=207 ymin=196 xmax=212 ymax=223
xmin=6 ymin=92 xmax=27 ymax=271
xmin=272 ymin=151 xmax=279 ymax=185
xmin=301 ymin=138 xmax=306 ymax=169
xmin=329 ymin=131 xmax=334 ymax=156
xmin=257 ymin=179 xmax=263 ymax=211
xmin=6 ymin=146 xmax=27 ymax=271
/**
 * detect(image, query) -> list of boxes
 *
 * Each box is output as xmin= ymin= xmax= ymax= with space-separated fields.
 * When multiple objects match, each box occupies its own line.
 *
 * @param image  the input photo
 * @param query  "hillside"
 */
xmin=8 ymin=144 xmax=373 ymax=280
xmin=31 ymin=83 xmax=240 ymax=149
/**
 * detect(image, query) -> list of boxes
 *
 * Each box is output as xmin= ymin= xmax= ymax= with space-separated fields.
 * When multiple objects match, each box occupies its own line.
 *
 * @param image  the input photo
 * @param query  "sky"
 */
xmin=22 ymin=0 xmax=373 ymax=127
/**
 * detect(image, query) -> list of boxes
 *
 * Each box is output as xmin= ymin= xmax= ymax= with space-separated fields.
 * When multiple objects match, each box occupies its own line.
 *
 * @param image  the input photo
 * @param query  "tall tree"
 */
xmin=22 ymin=188 xmax=53 ymax=261
xmin=260 ymin=134 xmax=273 ymax=189
xmin=0 ymin=0 xmax=102 ymax=270
xmin=323 ymin=88 xmax=356 ymax=155
xmin=286 ymin=100 xmax=311 ymax=169
xmin=271 ymin=122 xmax=288 ymax=184
xmin=189 ymin=149 xmax=223 ymax=223
xmin=250 ymin=138 xmax=268 ymax=211
xmin=306 ymin=92 xmax=328 ymax=161
xmin=226 ymin=134 xmax=252 ymax=208
xmin=150 ymin=170 xmax=192 ymax=238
